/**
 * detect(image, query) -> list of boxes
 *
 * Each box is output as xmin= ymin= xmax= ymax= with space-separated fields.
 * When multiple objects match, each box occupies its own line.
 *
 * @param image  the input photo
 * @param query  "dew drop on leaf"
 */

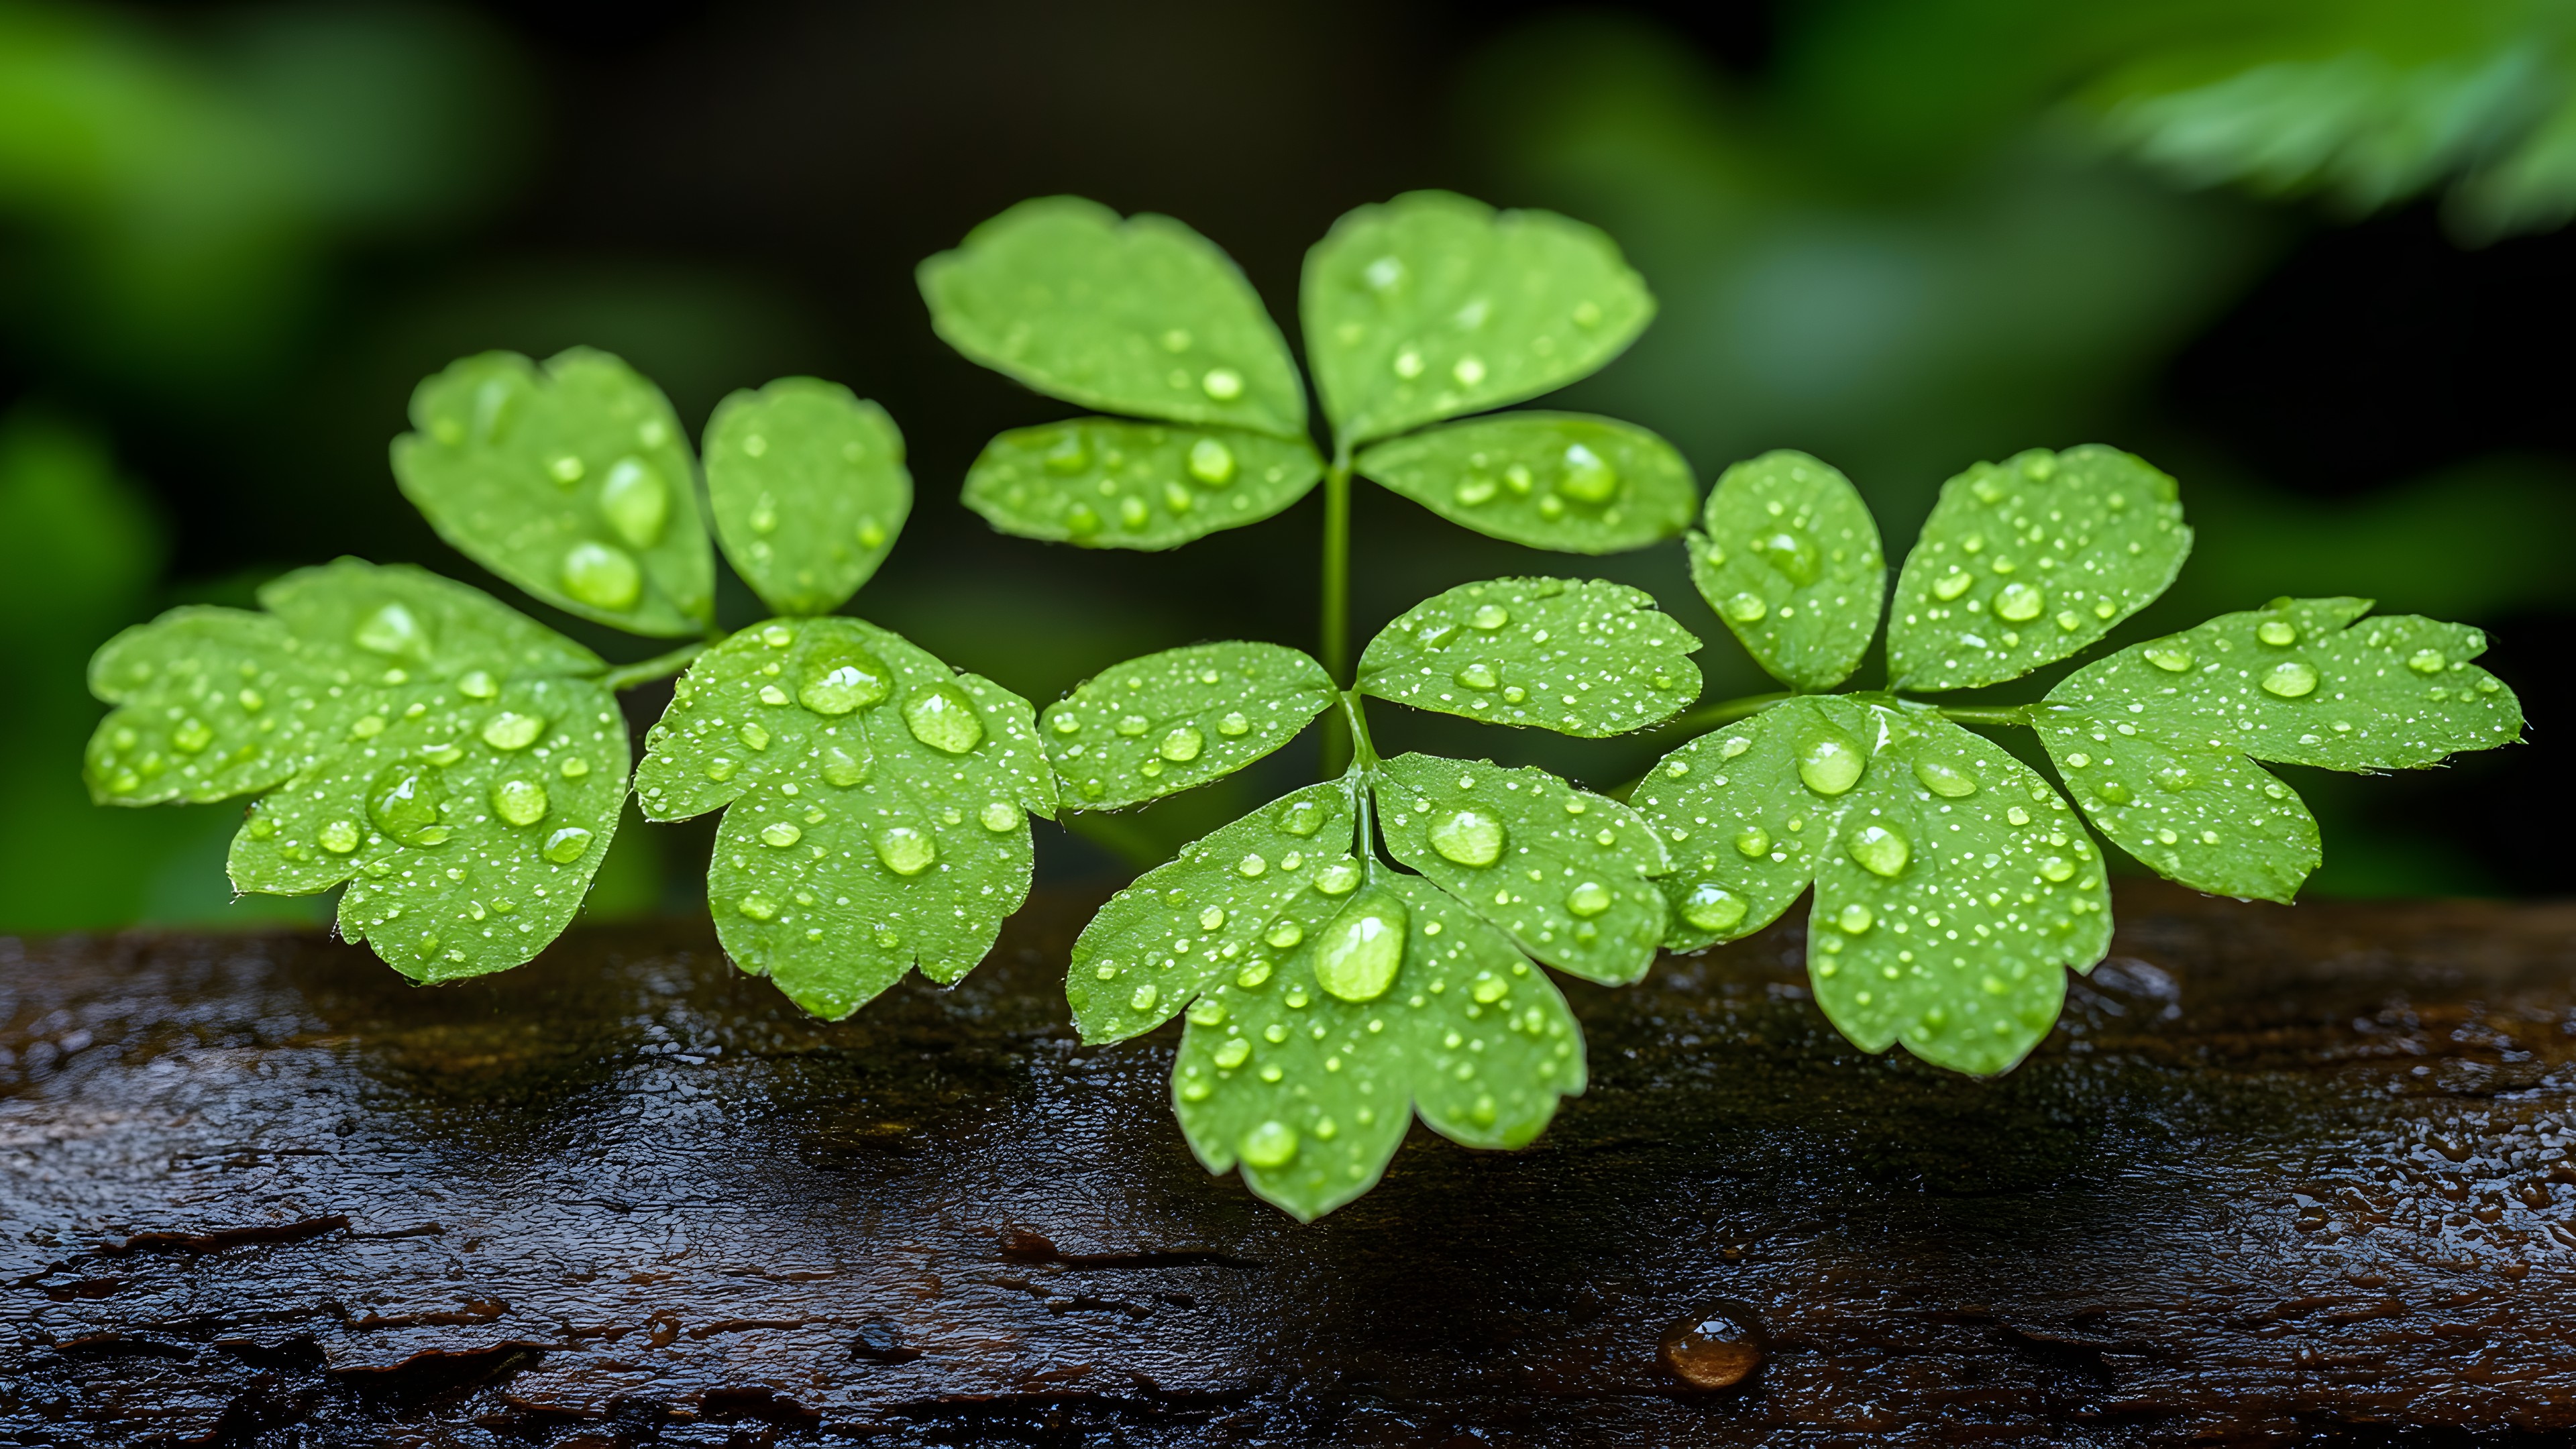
xmin=1427 ymin=807 xmax=1506 ymax=867
xmin=1846 ymin=822 xmax=1910 ymax=877
xmin=1995 ymin=582 xmax=2045 ymax=623
xmin=1720 ymin=591 xmax=1767 ymax=623
xmin=2261 ymin=661 xmax=2320 ymax=698
xmin=318 ymin=819 xmax=362 ymax=855
xmin=2144 ymin=641 xmax=2194 ymax=672
xmin=1187 ymin=437 xmax=1235 ymax=485
xmin=1556 ymin=443 xmax=1617 ymax=503
xmin=543 ymin=826 xmax=595 ymax=864
xmin=979 ymin=801 xmax=1018 ymax=832
xmin=1912 ymin=757 xmax=1978 ymax=798
xmin=1566 ymin=881 xmax=1613 ymax=918
xmin=366 ymin=763 xmax=447 ymax=846
xmin=598 ymin=458 xmax=670 ymax=547
xmin=903 ymin=684 xmax=985 ymax=753
xmin=1470 ymin=604 xmax=1509 ymax=630
xmin=2257 ymin=619 xmax=2299 ymax=647
xmin=1159 ymin=725 xmax=1203 ymax=762
xmin=1240 ymin=1120 xmax=1299 ymax=1168
xmin=761 ymin=821 xmax=802 ymax=848
xmin=492 ymin=778 xmax=549 ymax=827
xmin=354 ymin=602 xmax=427 ymax=657
xmin=1796 ymin=726 xmax=1865 ymax=796
xmin=561 ymin=541 xmax=643 ymax=610
xmin=1313 ymin=890 xmax=1407 ymax=1002
xmin=1680 ymin=883 xmax=1746 ymax=932
xmin=799 ymin=641 xmax=894 ymax=715
xmin=2408 ymin=647 xmax=2447 ymax=674
xmin=875 ymin=825 xmax=938 ymax=876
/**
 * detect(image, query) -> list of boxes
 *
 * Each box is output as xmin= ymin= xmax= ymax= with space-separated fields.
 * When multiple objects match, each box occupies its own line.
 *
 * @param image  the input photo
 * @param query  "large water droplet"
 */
xmin=1796 ymin=727 xmax=1865 ymax=796
xmin=492 ymin=777 xmax=549 ymax=827
xmin=2407 ymin=647 xmax=2447 ymax=674
xmin=1680 ymin=883 xmax=1746 ymax=933
xmin=598 ymin=458 xmax=670 ymax=547
xmin=2257 ymin=619 xmax=2299 ymax=647
xmin=1470 ymin=603 xmax=1510 ymax=631
xmin=820 ymin=745 xmax=865 ymax=788
xmin=1994 ymin=582 xmax=2045 ymax=623
xmin=1750 ymin=529 xmax=1819 ymax=586
xmin=1200 ymin=368 xmax=1244 ymax=400
xmin=1734 ymin=827 xmax=1770 ymax=858
xmin=1265 ymin=920 xmax=1304 ymax=949
xmin=800 ymin=641 xmax=894 ymax=715
xmin=543 ymin=826 xmax=594 ymax=864
xmin=979 ymin=801 xmax=1018 ymax=832
xmin=367 ymin=762 xmax=448 ymax=846
xmin=1313 ymin=891 xmax=1407 ymax=1002
xmin=1187 ymin=437 xmax=1235 ymax=486
xmin=318 ymin=819 xmax=362 ymax=855
xmin=1556 ymin=444 xmax=1617 ymax=503
xmin=1278 ymin=798 xmax=1325 ymax=837
xmin=1835 ymin=902 xmax=1874 ymax=933
xmin=355 ymin=602 xmax=427 ymax=657
xmin=460 ymin=669 xmax=498 ymax=700
xmin=904 ymin=684 xmax=984 ymax=754
xmin=171 ymin=718 xmax=213 ymax=753
xmin=738 ymin=893 xmax=779 ymax=922
xmin=1566 ymin=881 xmax=1613 ymax=918
xmin=2144 ymin=641 xmax=2194 ymax=672
xmin=1240 ymin=1120 xmax=1298 ymax=1169
xmin=1911 ymin=757 xmax=1977 ymax=798
xmin=2261 ymin=661 xmax=2319 ymax=698
xmin=1845 ymin=822 xmax=1909 ymax=877
xmin=1720 ymin=591 xmax=1768 ymax=624
xmin=1931 ymin=572 xmax=1973 ymax=602
xmin=1427 ymin=807 xmax=1505 ymax=867
xmin=561 ymin=542 xmax=643 ymax=610
xmin=1454 ymin=662 xmax=1499 ymax=690
xmin=1159 ymin=726 xmax=1203 ymax=763
xmin=761 ymin=820 xmax=803 ymax=849
xmin=482 ymin=712 xmax=545 ymax=751
xmin=875 ymin=825 xmax=937 ymax=875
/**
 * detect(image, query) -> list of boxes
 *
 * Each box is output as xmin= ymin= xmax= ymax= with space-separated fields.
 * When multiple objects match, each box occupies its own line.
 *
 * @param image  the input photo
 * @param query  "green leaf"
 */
xmin=1171 ymin=867 xmax=1586 ymax=1221
xmin=703 ymin=378 xmax=910 ymax=617
xmin=963 ymin=418 xmax=1322 ymax=550
xmin=1887 ymin=446 xmax=2190 ymax=693
xmin=2033 ymin=597 xmax=2522 ymax=902
xmin=919 ymin=197 xmax=1306 ymax=438
xmin=390 ymin=348 xmax=715 ymax=637
xmin=85 ymin=560 xmax=625 ymax=981
xmin=634 ymin=616 xmax=1055 ymax=1018
xmin=1042 ymin=643 xmax=1338 ymax=811
xmin=1686 ymin=449 xmax=1885 ymax=691
xmin=1303 ymin=191 xmax=1654 ymax=447
xmin=1356 ymin=412 xmax=1695 ymax=554
xmin=1356 ymin=577 xmax=1701 ymax=737
xmin=1807 ymin=708 xmax=2111 ymax=1077
xmin=1629 ymin=697 xmax=1847 ymax=953
xmin=1373 ymin=752 xmax=1670 ymax=985
xmin=1067 ymin=777 xmax=1362 ymax=1044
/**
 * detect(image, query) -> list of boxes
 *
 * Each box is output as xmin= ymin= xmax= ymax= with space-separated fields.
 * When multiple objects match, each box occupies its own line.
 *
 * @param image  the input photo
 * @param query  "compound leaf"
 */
xmin=1303 ymin=191 xmax=1654 ymax=447
xmin=1356 ymin=412 xmax=1693 ymax=554
xmin=704 ymin=378 xmax=910 ymax=616
xmin=964 ymin=418 xmax=1322 ymax=550
xmin=1356 ymin=577 xmax=1701 ymax=738
xmin=920 ymin=197 xmax=1306 ymax=438
xmin=1043 ymin=642 xmax=1338 ymax=811
xmin=1067 ymin=777 xmax=1362 ymax=1044
xmin=86 ymin=559 xmax=624 ymax=981
xmin=1171 ymin=867 xmax=1586 ymax=1221
xmin=391 ymin=348 xmax=714 ymax=637
xmin=2034 ymin=597 xmax=2522 ymax=901
xmin=635 ymin=616 xmax=1055 ymax=1018
xmin=1373 ymin=752 xmax=1669 ymax=985
xmin=1888 ymin=446 xmax=2190 ymax=693
xmin=1687 ymin=449 xmax=1884 ymax=691
xmin=1629 ymin=696 xmax=1848 ymax=953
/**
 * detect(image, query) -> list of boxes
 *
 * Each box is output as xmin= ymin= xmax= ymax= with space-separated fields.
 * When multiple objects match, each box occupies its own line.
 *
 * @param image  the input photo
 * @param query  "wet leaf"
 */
xmin=1687 ymin=449 xmax=1884 ymax=691
xmin=391 ymin=348 xmax=714 ymax=637
xmin=704 ymin=378 xmax=910 ymax=616
xmin=1356 ymin=412 xmax=1695 ymax=554
xmin=1043 ymin=642 xmax=1338 ymax=811
xmin=1629 ymin=697 xmax=1844 ymax=952
xmin=1356 ymin=577 xmax=1701 ymax=738
xmin=963 ymin=418 xmax=1322 ymax=550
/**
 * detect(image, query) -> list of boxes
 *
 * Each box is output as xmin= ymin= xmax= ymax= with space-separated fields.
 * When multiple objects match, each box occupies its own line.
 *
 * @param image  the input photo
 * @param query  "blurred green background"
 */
xmin=3 ymin=0 xmax=2569 ymax=935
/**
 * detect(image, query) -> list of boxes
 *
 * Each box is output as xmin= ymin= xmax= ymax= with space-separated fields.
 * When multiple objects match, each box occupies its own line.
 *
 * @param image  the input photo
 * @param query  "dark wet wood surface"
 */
xmin=4 ymin=883 xmax=2574 ymax=1446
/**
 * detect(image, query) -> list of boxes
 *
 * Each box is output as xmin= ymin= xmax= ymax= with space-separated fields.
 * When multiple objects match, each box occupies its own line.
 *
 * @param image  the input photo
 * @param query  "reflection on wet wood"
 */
xmin=3 ymin=883 xmax=2573 ymax=1445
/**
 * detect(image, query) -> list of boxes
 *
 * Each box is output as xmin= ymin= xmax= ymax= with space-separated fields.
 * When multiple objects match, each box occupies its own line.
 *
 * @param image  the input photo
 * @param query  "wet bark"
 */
xmin=3 ymin=882 xmax=2573 ymax=1446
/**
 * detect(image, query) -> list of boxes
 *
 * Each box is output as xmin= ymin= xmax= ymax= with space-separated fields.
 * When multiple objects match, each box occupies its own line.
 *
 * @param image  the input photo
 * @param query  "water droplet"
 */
xmin=1428 ymin=808 xmax=1505 ymax=867
xmin=1314 ymin=891 xmax=1407 ymax=1002
xmin=1455 ymin=476 xmax=1497 ymax=506
xmin=1931 ymin=572 xmax=1974 ymax=602
xmin=1720 ymin=592 xmax=1767 ymax=624
xmin=1128 ymin=982 xmax=1159 ymax=1012
xmin=1240 ymin=1120 xmax=1299 ymax=1169
xmin=761 ymin=820 xmax=802 ymax=848
xmin=1278 ymin=798 xmax=1324 ymax=836
xmin=561 ymin=542 xmax=642 ymax=610
xmin=2258 ymin=619 xmax=2299 ymax=647
xmin=2408 ymin=647 xmax=2447 ymax=674
xmin=1680 ymin=884 xmax=1746 ymax=933
xmin=170 ymin=718 xmax=213 ymax=753
xmin=1159 ymin=726 xmax=1203 ymax=763
xmin=1796 ymin=727 xmax=1865 ymax=796
xmin=355 ymin=602 xmax=426 ymax=657
xmin=1751 ymin=529 xmax=1819 ymax=586
xmin=1454 ymin=662 xmax=1499 ymax=690
xmin=1994 ymin=582 xmax=2045 ymax=623
xmin=819 ymin=746 xmax=865 ymax=788
xmin=1845 ymin=822 xmax=1909 ymax=877
xmin=547 ymin=453 xmax=585 ymax=485
xmin=2261 ymin=661 xmax=2319 ymax=698
xmin=1835 ymin=902 xmax=1874 ymax=933
xmin=2038 ymin=856 xmax=2075 ymax=883
xmin=1567 ymin=881 xmax=1613 ymax=918
xmin=2054 ymin=610 xmax=2084 ymax=633
xmin=978 ymin=801 xmax=1018 ymax=833
xmin=739 ymin=722 xmax=771 ymax=751
xmin=2144 ymin=641 xmax=2194 ymax=672
xmin=857 ymin=519 xmax=887 ymax=549
xmin=1911 ymin=757 xmax=1976 ymax=798
xmin=1733 ymin=828 xmax=1770 ymax=858
xmin=704 ymin=757 xmax=739 ymax=782
xmin=1556 ymin=444 xmax=1617 ymax=503
xmin=1265 ymin=920 xmax=1304 ymax=949
xmin=1659 ymin=1315 xmax=1763 ymax=1391
xmin=1044 ymin=433 xmax=1089 ymax=473
xmin=543 ymin=826 xmax=594 ymax=864
xmin=366 ymin=762 xmax=448 ymax=846
xmin=2153 ymin=765 xmax=2195 ymax=792
xmin=799 ymin=641 xmax=894 ymax=714
xmin=1393 ymin=350 xmax=1424 ymax=379
xmin=492 ymin=777 xmax=549 ymax=826
xmin=1187 ymin=437 xmax=1235 ymax=485
xmin=1208 ymin=711 xmax=1250 ymax=740
xmin=1313 ymin=859 xmax=1358 ymax=894
xmin=1450 ymin=356 xmax=1487 ymax=388
xmin=1470 ymin=604 xmax=1509 ymax=630
xmin=738 ymin=893 xmax=779 ymax=922
xmin=875 ymin=825 xmax=937 ymax=875
xmin=318 ymin=819 xmax=362 ymax=855
xmin=1118 ymin=496 xmax=1150 ymax=529
xmin=904 ymin=684 xmax=984 ymax=753
xmin=2096 ymin=779 xmax=2133 ymax=804
xmin=1200 ymin=368 xmax=1244 ymax=400
xmin=598 ymin=458 xmax=669 ymax=547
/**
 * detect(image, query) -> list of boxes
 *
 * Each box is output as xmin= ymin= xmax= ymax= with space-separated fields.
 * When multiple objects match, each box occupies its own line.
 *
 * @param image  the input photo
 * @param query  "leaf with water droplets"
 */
xmin=704 ymin=378 xmax=911 ymax=616
xmin=1373 ymin=753 xmax=1670 ymax=984
xmin=1066 ymin=777 xmax=1361 ymax=1044
xmin=1043 ymin=643 xmax=1338 ymax=811
xmin=1303 ymin=191 xmax=1654 ymax=447
xmin=920 ymin=197 xmax=1306 ymax=439
xmin=1629 ymin=697 xmax=1855 ymax=952
xmin=1356 ymin=412 xmax=1695 ymax=554
xmin=85 ymin=559 xmax=626 ymax=981
xmin=1356 ymin=577 xmax=1701 ymax=737
xmin=1687 ymin=449 xmax=1884 ymax=691
xmin=963 ymin=418 xmax=1322 ymax=550
xmin=1169 ymin=867 xmax=1587 ymax=1221
xmin=2035 ymin=597 xmax=2522 ymax=901
xmin=1888 ymin=446 xmax=2190 ymax=692
xmin=1805 ymin=708 xmax=2111 ymax=1076
xmin=636 ymin=616 xmax=1055 ymax=1018
xmin=390 ymin=348 xmax=715 ymax=637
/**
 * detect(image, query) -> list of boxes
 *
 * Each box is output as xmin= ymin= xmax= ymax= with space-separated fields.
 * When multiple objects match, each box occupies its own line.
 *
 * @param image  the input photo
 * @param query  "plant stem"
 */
xmin=1658 ymin=691 xmax=1793 ymax=735
xmin=602 ymin=641 xmax=709 ymax=692
xmin=1935 ymin=704 xmax=2032 ymax=728
xmin=1319 ymin=453 xmax=1354 ymax=775
xmin=1340 ymin=690 xmax=1379 ymax=861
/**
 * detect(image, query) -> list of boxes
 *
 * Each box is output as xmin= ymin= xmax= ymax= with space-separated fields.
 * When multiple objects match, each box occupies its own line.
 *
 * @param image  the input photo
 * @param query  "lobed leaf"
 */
xmin=1629 ymin=697 xmax=1846 ymax=953
xmin=1888 ymin=446 xmax=2190 ymax=693
xmin=1687 ymin=449 xmax=1884 ymax=691
xmin=1356 ymin=412 xmax=1694 ymax=555
xmin=919 ymin=197 xmax=1306 ymax=439
xmin=704 ymin=378 xmax=910 ymax=617
xmin=2034 ymin=597 xmax=2522 ymax=902
xmin=1067 ymin=777 xmax=1362 ymax=1044
xmin=1373 ymin=753 xmax=1670 ymax=985
xmin=85 ymin=559 xmax=624 ymax=980
xmin=636 ymin=616 xmax=1055 ymax=1018
xmin=963 ymin=418 xmax=1322 ymax=550
xmin=1171 ymin=867 xmax=1586 ymax=1221
xmin=1042 ymin=642 xmax=1338 ymax=812
xmin=1356 ymin=577 xmax=1701 ymax=738
xmin=1303 ymin=191 xmax=1654 ymax=447
xmin=391 ymin=348 xmax=714 ymax=637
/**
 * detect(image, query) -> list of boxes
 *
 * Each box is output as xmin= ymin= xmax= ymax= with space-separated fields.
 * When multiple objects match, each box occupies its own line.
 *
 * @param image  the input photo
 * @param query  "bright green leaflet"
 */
xmin=703 ymin=378 xmax=910 ymax=617
xmin=1068 ymin=777 xmax=1362 ymax=1044
xmin=918 ymin=197 xmax=1306 ymax=439
xmin=1887 ymin=446 xmax=2190 ymax=693
xmin=1301 ymin=191 xmax=1655 ymax=447
xmin=391 ymin=347 xmax=715 ymax=637
xmin=963 ymin=419 xmax=1323 ymax=550
xmin=1356 ymin=577 xmax=1702 ymax=737
xmin=1356 ymin=412 xmax=1695 ymax=554
xmin=1043 ymin=642 xmax=1338 ymax=811
xmin=635 ymin=616 xmax=1055 ymax=1018
xmin=1688 ymin=449 xmax=1886 ymax=692
xmin=1172 ymin=867 xmax=1587 ymax=1222
xmin=1373 ymin=752 xmax=1670 ymax=985
xmin=87 ymin=560 xmax=625 ymax=980
xmin=2034 ymin=597 xmax=2522 ymax=902
xmin=1629 ymin=696 xmax=1848 ymax=953
xmin=1807 ymin=705 xmax=2112 ymax=1077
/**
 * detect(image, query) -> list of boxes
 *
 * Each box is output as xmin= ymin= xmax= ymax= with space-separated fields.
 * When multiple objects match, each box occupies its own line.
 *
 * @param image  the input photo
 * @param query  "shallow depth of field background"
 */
xmin=2 ymin=0 xmax=2569 ymax=933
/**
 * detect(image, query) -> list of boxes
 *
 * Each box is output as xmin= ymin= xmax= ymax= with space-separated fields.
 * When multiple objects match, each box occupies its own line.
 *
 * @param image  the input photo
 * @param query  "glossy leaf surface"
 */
xmin=1358 ymin=412 xmax=1694 ymax=554
xmin=1356 ymin=577 xmax=1700 ymax=737
xmin=1042 ymin=642 xmax=1338 ymax=811
xmin=1630 ymin=697 xmax=1845 ymax=952
xmin=704 ymin=378 xmax=910 ymax=616
xmin=1688 ymin=449 xmax=1884 ymax=691
xmin=963 ymin=418 xmax=1322 ymax=550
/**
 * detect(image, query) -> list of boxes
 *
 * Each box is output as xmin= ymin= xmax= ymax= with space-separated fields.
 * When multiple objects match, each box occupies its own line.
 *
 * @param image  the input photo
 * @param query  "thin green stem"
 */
xmin=1340 ymin=689 xmax=1379 ymax=861
xmin=602 ymin=640 xmax=709 ymax=692
xmin=1934 ymin=703 xmax=2032 ymax=728
xmin=1319 ymin=453 xmax=1355 ymax=775
xmin=1658 ymin=690 xmax=1794 ymax=736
